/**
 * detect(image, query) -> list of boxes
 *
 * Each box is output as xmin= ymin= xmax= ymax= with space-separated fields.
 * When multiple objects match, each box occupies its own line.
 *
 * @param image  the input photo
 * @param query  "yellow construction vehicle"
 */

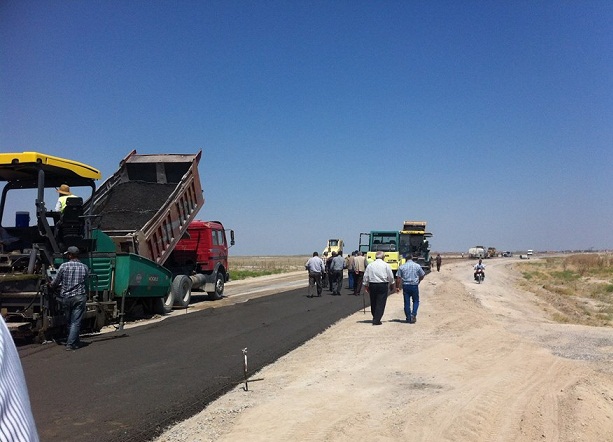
xmin=358 ymin=220 xmax=433 ymax=275
xmin=323 ymin=238 xmax=344 ymax=256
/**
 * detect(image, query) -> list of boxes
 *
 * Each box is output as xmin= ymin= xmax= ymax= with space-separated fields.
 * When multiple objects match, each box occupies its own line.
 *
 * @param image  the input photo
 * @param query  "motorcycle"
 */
xmin=474 ymin=268 xmax=485 ymax=284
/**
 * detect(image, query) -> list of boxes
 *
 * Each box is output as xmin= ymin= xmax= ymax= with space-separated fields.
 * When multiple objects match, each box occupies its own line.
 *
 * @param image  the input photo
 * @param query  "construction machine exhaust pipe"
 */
xmin=189 ymin=273 xmax=207 ymax=290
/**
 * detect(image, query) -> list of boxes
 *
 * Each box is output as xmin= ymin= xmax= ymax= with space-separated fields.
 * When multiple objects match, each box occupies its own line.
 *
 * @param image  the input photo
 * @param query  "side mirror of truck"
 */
xmin=229 ymin=230 xmax=235 ymax=247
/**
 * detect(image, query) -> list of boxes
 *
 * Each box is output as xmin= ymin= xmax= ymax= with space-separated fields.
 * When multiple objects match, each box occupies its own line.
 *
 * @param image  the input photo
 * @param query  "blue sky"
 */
xmin=1 ymin=1 xmax=612 ymax=255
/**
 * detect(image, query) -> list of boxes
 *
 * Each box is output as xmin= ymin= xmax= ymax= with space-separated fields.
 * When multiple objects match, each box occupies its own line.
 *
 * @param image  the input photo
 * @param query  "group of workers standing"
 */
xmin=305 ymin=250 xmax=367 ymax=297
xmin=305 ymin=250 xmax=433 ymax=326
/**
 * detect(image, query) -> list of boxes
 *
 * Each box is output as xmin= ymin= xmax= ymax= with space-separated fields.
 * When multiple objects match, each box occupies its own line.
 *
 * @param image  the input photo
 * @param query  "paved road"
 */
xmin=20 ymin=284 xmax=369 ymax=442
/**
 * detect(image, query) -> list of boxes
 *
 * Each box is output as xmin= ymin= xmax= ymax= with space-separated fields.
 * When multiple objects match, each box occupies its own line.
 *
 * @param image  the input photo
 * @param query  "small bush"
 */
xmin=232 ymin=269 xmax=287 ymax=280
xmin=550 ymin=270 xmax=580 ymax=282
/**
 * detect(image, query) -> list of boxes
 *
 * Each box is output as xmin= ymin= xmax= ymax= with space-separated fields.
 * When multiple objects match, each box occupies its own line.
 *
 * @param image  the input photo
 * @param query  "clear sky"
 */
xmin=1 ymin=1 xmax=612 ymax=255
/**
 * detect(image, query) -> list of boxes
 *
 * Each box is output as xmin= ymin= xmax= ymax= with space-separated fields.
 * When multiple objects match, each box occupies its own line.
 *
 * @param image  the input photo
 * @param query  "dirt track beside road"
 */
xmin=156 ymin=258 xmax=613 ymax=442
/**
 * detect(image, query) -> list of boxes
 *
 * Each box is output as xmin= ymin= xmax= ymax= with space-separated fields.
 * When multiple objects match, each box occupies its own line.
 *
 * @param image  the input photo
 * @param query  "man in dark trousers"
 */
xmin=329 ymin=251 xmax=346 ymax=296
xmin=352 ymin=251 xmax=368 ymax=296
xmin=305 ymin=252 xmax=325 ymax=297
xmin=321 ymin=252 xmax=329 ymax=289
xmin=436 ymin=254 xmax=442 ymax=272
xmin=50 ymin=246 xmax=89 ymax=350
xmin=362 ymin=251 xmax=395 ymax=325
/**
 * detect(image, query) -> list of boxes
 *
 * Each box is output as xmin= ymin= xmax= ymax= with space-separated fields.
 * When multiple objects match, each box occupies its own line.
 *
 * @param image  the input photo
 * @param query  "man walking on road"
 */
xmin=49 ymin=246 xmax=89 ymax=350
xmin=352 ymin=251 xmax=367 ymax=296
xmin=362 ymin=251 xmax=395 ymax=325
xmin=321 ymin=252 xmax=329 ymax=289
xmin=345 ymin=252 xmax=355 ymax=290
xmin=305 ymin=252 xmax=325 ymax=297
xmin=396 ymin=254 xmax=425 ymax=323
xmin=329 ymin=251 xmax=345 ymax=296
xmin=435 ymin=253 xmax=442 ymax=272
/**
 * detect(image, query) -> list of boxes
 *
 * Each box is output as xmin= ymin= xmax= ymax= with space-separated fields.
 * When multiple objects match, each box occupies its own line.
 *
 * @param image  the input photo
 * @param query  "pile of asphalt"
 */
xmin=93 ymin=181 xmax=177 ymax=230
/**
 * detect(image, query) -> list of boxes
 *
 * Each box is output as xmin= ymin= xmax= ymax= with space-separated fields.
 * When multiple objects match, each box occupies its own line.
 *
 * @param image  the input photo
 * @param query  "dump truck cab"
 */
xmin=167 ymin=220 xmax=235 ymax=301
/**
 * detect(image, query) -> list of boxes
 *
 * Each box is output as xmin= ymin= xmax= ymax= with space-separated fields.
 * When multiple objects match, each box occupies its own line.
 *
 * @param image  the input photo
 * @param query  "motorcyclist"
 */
xmin=473 ymin=259 xmax=486 ymax=281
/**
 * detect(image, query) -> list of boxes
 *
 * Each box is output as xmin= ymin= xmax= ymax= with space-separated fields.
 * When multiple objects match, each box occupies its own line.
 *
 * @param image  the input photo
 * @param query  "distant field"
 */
xmin=229 ymin=254 xmax=463 ymax=279
xmin=516 ymin=253 xmax=613 ymax=326
xmin=229 ymin=256 xmax=309 ymax=280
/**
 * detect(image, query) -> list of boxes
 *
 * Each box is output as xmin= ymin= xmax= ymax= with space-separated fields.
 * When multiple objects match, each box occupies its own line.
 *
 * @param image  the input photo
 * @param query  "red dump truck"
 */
xmin=167 ymin=220 xmax=235 ymax=306
xmin=89 ymin=150 xmax=234 ymax=312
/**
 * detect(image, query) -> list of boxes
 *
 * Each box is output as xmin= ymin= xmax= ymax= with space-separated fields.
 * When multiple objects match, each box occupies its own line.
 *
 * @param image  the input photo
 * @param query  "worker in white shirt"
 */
xmin=362 ymin=251 xmax=395 ymax=325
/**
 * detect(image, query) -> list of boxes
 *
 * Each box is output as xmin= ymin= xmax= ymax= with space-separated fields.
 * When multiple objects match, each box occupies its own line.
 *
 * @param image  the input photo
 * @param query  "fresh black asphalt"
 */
xmin=20 ymin=287 xmax=371 ymax=442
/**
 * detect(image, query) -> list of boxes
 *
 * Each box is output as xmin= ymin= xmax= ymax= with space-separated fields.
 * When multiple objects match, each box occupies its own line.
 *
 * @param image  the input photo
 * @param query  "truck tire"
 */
xmin=172 ymin=275 xmax=192 ymax=308
xmin=208 ymin=272 xmax=224 ymax=300
xmin=151 ymin=292 xmax=174 ymax=315
xmin=153 ymin=289 xmax=175 ymax=314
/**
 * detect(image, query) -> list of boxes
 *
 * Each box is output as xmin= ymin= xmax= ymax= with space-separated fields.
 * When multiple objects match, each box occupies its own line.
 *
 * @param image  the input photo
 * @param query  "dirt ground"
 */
xmin=154 ymin=258 xmax=613 ymax=442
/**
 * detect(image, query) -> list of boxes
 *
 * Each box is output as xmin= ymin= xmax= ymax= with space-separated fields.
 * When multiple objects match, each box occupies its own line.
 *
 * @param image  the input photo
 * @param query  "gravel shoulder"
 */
xmin=155 ymin=259 xmax=613 ymax=442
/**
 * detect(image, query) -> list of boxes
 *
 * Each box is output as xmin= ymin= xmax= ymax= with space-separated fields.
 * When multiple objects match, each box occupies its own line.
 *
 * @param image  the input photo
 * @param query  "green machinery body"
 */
xmin=54 ymin=230 xmax=172 ymax=300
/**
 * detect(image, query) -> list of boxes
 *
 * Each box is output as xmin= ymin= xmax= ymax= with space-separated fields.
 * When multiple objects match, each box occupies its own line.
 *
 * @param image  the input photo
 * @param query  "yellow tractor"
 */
xmin=323 ymin=238 xmax=344 ymax=256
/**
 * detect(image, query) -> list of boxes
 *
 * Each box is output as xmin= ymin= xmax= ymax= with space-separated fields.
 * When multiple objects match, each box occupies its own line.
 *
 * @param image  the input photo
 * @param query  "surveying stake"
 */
xmin=242 ymin=347 xmax=249 ymax=391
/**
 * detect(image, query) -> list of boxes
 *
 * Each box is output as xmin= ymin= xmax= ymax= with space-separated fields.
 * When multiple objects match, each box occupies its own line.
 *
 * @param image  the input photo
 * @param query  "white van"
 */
xmin=527 ymin=249 xmax=533 ymax=256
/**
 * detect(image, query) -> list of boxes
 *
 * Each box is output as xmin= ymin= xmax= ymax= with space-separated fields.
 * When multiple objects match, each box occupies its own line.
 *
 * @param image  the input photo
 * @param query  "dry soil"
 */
xmin=154 ymin=258 xmax=613 ymax=442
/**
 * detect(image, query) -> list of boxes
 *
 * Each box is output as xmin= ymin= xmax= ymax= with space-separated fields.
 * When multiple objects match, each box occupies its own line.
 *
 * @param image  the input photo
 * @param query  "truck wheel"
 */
xmin=153 ymin=290 xmax=174 ymax=315
xmin=208 ymin=272 xmax=224 ymax=300
xmin=151 ymin=297 xmax=172 ymax=315
xmin=172 ymin=275 xmax=192 ymax=308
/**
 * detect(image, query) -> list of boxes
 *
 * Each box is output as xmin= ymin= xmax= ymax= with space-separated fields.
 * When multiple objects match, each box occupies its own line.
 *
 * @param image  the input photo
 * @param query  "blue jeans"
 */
xmin=347 ymin=271 xmax=354 ymax=290
xmin=402 ymin=284 xmax=420 ymax=320
xmin=63 ymin=294 xmax=87 ymax=347
xmin=331 ymin=270 xmax=343 ymax=294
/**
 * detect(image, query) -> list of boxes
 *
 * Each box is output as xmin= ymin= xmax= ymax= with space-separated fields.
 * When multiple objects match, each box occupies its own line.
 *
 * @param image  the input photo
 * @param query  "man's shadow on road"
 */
xmin=357 ymin=319 xmax=409 ymax=325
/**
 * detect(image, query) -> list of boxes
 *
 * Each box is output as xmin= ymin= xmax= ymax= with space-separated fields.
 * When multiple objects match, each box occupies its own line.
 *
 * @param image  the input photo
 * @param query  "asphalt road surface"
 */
xmin=20 ymin=283 xmax=368 ymax=442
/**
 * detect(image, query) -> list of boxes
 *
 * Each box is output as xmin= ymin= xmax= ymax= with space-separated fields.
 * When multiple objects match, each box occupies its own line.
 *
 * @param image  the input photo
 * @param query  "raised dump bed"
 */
xmin=88 ymin=151 xmax=204 ymax=265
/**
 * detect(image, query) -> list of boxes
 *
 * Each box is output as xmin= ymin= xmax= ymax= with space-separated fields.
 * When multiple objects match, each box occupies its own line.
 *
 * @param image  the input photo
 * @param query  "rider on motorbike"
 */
xmin=474 ymin=259 xmax=486 ymax=281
